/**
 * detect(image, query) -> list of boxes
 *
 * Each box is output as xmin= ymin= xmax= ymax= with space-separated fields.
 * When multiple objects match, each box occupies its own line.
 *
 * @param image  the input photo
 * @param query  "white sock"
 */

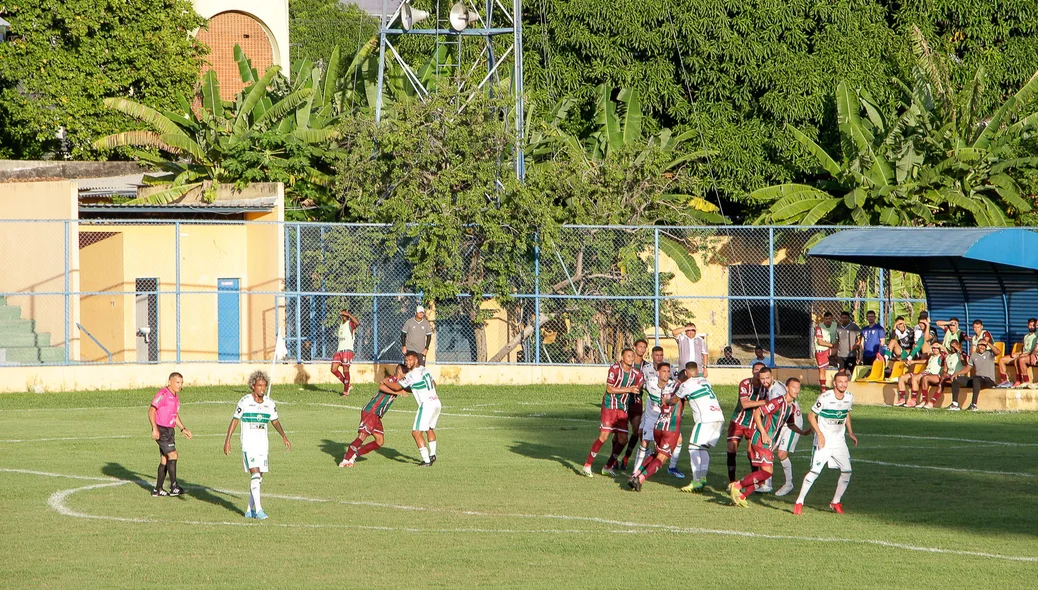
xmin=250 ymin=473 xmax=263 ymax=513
xmin=688 ymin=447 xmax=704 ymax=481
xmin=781 ymin=458 xmax=793 ymax=487
xmin=796 ymin=471 xmax=818 ymax=504
xmin=419 ymin=447 xmax=431 ymax=463
xmin=698 ymin=450 xmax=710 ymax=481
xmin=633 ymin=445 xmax=648 ymax=474
xmin=247 ymin=490 xmax=255 ymax=513
xmin=833 ymin=472 xmax=852 ymax=504
xmin=763 ymin=477 xmax=773 ymax=489
xmin=429 ymin=441 xmax=437 ymax=456
xmin=669 ymin=444 xmax=682 ymax=469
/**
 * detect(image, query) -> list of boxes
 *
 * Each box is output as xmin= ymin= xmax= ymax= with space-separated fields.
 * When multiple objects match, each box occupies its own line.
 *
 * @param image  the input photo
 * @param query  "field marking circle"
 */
xmin=6 ymin=468 xmax=1035 ymax=564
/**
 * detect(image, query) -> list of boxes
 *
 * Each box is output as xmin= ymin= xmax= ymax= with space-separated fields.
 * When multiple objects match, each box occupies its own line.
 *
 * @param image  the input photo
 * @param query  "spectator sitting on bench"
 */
xmin=949 ymin=339 xmax=997 ymax=412
xmin=970 ymin=319 xmax=993 ymax=355
xmin=895 ymin=329 xmax=938 ymax=407
xmin=858 ymin=310 xmax=885 ymax=368
xmin=885 ymin=316 xmax=914 ymax=362
xmin=913 ymin=342 xmax=947 ymax=409
xmin=996 ymin=318 xmax=1038 ymax=389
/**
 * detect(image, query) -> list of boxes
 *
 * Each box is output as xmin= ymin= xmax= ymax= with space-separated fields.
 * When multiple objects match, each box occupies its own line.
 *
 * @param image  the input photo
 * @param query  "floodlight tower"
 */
xmin=374 ymin=0 xmax=525 ymax=180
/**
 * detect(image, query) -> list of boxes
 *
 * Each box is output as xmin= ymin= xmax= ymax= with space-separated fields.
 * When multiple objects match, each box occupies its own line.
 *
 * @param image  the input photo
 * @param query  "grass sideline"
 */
xmin=1 ymin=382 xmax=1037 ymax=589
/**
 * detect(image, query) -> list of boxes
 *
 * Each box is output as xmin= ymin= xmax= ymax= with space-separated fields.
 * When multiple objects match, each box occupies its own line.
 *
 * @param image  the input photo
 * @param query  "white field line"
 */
xmin=869 ymin=434 xmax=1038 ymax=448
xmin=855 ymin=459 xmax=1034 ymax=478
xmin=0 ymin=432 xmax=291 ymax=444
xmin=0 ymin=400 xmax=265 ymax=413
xmin=10 ymin=467 xmax=1038 ymax=563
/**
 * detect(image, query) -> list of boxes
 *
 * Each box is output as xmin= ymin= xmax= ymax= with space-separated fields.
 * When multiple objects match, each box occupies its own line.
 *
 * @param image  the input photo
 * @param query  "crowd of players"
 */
xmin=582 ymin=340 xmax=857 ymax=514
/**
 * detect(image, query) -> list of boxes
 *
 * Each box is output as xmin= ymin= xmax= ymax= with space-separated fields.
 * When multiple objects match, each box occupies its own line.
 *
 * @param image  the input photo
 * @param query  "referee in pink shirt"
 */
xmin=149 ymin=372 xmax=193 ymax=497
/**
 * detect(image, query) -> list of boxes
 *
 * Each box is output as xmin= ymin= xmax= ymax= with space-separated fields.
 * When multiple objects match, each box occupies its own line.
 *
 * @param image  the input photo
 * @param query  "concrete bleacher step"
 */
xmin=0 ymin=319 xmax=35 ymax=334
xmin=0 ymin=332 xmax=50 ymax=348
xmin=39 ymin=347 xmax=65 ymax=363
xmin=1 ymin=347 xmax=43 ymax=363
xmin=0 ymin=306 xmax=21 ymax=320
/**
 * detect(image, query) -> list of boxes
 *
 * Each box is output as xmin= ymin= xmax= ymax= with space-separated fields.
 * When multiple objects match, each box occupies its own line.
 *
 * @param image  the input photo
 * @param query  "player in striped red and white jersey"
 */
xmin=582 ymin=348 xmax=644 ymax=477
xmin=339 ymin=364 xmax=408 ymax=468
xmin=726 ymin=362 xmax=767 ymax=484
xmin=627 ymin=362 xmax=687 ymax=491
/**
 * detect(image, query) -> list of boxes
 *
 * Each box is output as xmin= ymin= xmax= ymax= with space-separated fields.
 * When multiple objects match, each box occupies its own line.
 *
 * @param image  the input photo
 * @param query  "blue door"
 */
xmin=218 ymin=278 xmax=240 ymax=362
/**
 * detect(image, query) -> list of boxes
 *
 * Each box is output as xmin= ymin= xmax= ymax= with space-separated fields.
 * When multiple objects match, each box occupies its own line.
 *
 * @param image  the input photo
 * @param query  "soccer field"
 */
xmin=2 ymin=383 xmax=1037 ymax=589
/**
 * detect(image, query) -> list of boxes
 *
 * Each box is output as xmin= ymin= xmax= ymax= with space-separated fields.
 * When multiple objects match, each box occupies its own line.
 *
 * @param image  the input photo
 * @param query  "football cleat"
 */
xmin=995 ymin=380 xmax=1013 ymax=389
xmin=728 ymin=483 xmax=743 ymax=505
xmin=775 ymin=483 xmax=795 ymax=497
xmin=893 ymin=396 xmax=906 ymax=407
xmin=967 ymin=404 xmax=980 ymax=412
xmin=668 ymin=467 xmax=686 ymax=479
xmin=793 ymin=503 xmax=803 ymax=515
xmin=254 ymin=510 xmax=269 ymax=520
xmin=680 ymin=479 xmax=706 ymax=493
xmin=338 ymin=458 xmax=355 ymax=468
xmin=151 ymin=488 xmax=168 ymax=498
xmin=601 ymin=466 xmax=618 ymax=477
xmin=755 ymin=483 xmax=773 ymax=494
xmin=732 ymin=494 xmax=749 ymax=508
xmin=830 ymin=502 xmax=845 ymax=514
xmin=581 ymin=465 xmax=593 ymax=478
xmin=430 ymin=455 xmax=437 ymax=465
xmin=626 ymin=476 xmax=642 ymax=492
xmin=947 ymin=402 xmax=960 ymax=411
xmin=905 ymin=398 xmax=917 ymax=408
xmin=169 ymin=485 xmax=183 ymax=497
xmin=244 ymin=510 xmax=255 ymax=519
xmin=417 ymin=461 xmax=432 ymax=467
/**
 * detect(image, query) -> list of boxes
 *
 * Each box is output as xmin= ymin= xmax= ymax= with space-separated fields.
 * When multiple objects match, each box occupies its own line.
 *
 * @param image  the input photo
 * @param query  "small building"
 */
xmin=0 ymin=161 xmax=285 ymax=364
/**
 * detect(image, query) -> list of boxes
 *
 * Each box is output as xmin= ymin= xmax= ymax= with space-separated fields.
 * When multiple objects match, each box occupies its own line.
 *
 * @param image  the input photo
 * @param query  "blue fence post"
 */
xmin=534 ymin=232 xmax=541 ymax=364
xmin=295 ymin=224 xmax=302 ymax=363
xmin=372 ymin=262 xmax=379 ymax=363
xmin=64 ymin=220 xmax=70 ymax=364
xmin=878 ymin=267 xmax=885 ymax=330
xmin=768 ymin=227 xmax=776 ymax=366
xmin=175 ymin=221 xmax=181 ymax=363
xmin=651 ymin=224 xmax=660 ymax=344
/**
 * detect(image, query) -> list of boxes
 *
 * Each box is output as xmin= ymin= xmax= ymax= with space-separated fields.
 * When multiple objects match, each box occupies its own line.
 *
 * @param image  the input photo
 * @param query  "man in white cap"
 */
xmin=401 ymin=305 xmax=434 ymax=366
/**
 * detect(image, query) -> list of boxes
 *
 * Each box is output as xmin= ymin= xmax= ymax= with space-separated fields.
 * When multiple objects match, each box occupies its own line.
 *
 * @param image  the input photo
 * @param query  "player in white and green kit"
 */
xmin=678 ymin=363 xmax=725 ymax=492
xmin=387 ymin=351 xmax=442 ymax=466
xmin=632 ymin=360 xmax=675 ymax=474
xmin=222 ymin=371 xmax=291 ymax=520
xmin=794 ymin=371 xmax=858 ymax=515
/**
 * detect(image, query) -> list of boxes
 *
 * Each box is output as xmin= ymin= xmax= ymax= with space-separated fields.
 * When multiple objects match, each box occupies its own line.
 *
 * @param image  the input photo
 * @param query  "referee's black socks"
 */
xmin=166 ymin=459 xmax=178 ymax=487
xmin=156 ymin=462 xmax=167 ymax=490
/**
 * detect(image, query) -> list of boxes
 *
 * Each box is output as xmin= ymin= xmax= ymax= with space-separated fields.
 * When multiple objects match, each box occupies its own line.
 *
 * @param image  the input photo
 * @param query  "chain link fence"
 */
xmin=0 ymin=220 xmax=925 ymax=367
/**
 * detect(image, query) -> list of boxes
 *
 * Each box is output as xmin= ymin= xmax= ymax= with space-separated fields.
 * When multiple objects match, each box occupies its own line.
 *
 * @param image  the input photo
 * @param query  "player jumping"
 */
xmin=222 ymin=371 xmax=291 ymax=520
xmin=339 ymin=364 xmax=408 ymax=467
xmin=583 ymin=348 xmax=643 ymax=477
xmin=794 ymin=371 xmax=858 ymax=515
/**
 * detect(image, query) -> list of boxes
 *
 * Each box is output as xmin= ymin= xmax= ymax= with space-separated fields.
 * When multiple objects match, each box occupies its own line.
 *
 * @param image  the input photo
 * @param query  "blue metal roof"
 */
xmin=809 ymin=228 xmax=1038 ymax=345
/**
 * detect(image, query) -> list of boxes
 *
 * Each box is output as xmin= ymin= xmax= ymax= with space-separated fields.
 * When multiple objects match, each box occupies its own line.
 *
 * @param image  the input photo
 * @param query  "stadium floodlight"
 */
xmin=400 ymin=2 xmax=430 ymax=31
xmin=448 ymin=2 xmax=480 ymax=32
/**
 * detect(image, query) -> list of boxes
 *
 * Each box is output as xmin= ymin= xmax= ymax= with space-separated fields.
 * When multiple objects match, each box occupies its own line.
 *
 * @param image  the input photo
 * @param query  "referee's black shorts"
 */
xmin=157 ymin=426 xmax=177 ymax=456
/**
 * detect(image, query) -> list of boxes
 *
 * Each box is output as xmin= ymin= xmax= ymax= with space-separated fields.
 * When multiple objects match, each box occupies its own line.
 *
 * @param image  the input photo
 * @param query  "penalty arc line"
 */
xmin=10 ymin=468 xmax=1038 ymax=564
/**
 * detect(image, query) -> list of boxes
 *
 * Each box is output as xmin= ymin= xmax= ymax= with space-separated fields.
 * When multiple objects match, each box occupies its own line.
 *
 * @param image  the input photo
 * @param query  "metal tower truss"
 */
xmin=374 ymin=0 xmax=525 ymax=179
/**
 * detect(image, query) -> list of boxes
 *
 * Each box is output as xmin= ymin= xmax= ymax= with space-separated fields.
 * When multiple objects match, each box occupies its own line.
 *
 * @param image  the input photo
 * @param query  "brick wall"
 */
xmin=196 ymin=11 xmax=275 ymax=100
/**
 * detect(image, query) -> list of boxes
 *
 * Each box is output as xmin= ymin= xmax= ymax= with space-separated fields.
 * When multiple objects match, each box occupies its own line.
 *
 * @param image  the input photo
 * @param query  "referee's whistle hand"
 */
xmin=151 ymin=429 xmax=160 ymax=441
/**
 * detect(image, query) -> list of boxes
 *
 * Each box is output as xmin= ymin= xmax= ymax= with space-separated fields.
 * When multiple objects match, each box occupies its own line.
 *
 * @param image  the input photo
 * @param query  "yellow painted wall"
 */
xmin=244 ymin=191 xmax=285 ymax=360
xmin=0 ymin=180 xmax=80 ymax=357
xmin=79 ymin=233 xmax=126 ymax=361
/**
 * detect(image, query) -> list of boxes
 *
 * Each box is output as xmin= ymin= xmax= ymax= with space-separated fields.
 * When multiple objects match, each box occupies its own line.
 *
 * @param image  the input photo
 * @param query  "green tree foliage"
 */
xmin=94 ymin=48 xmax=342 ymax=217
xmin=754 ymin=28 xmax=1038 ymax=227
xmin=523 ymin=0 xmax=1038 ymax=211
xmin=0 ymin=0 xmax=205 ymax=159
xmin=289 ymin=0 xmax=379 ymax=71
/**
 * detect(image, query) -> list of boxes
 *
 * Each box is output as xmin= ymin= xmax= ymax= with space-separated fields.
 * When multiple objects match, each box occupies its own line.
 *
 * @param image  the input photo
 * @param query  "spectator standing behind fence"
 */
xmin=753 ymin=345 xmax=773 ymax=368
xmin=858 ymin=311 xmax=884 ymax=367
xmin=717 ymin=346 xmax=740 ymax=366
xmin=401 ymin=305 xmax=434 ymax=366
xmin=331 ymin=310 xmax=360 ymax=397
xmin=672 ymin=323 xmax=708 ymax=377
xmin=835 ymin=311 xmax=860 ymax=372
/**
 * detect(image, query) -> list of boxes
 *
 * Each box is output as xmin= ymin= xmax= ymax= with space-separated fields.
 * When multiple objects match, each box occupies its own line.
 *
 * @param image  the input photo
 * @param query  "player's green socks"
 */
xmin=429 ymin=441 xmax=437 ymax=456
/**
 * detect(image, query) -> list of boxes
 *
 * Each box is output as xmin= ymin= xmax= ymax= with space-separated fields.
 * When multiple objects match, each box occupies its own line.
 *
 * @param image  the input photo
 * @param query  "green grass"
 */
xmin=2 ymin=383 xmax=1037 ymax=589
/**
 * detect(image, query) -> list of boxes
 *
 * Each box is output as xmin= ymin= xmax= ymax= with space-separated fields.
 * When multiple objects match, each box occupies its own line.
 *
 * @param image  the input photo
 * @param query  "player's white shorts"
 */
xmin=242 ymin=450 xmax=269 ymax=473
xmin=808 ymin=443 xmax=851 ymax=473
xmin=640 ymin=408 xmax=661 ymax=440
xmin=687 ymin=421 xmax=724 ymax=450
xmin=413 ymin=400 xmax=441 ymax=431
xmin=774 ymin=429 xmax=801 ymax=454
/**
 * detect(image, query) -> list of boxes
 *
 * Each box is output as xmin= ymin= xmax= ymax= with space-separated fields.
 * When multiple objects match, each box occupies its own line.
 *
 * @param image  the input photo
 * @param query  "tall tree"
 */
xmin=289 ymin=0 xmax=379 ymax=71
xmin=0 ymin=0 xmax=205 ymax=159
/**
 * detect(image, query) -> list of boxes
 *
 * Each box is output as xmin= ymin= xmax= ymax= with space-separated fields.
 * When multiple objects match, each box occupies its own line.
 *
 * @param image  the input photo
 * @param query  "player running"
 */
xmin=627 ymin=363 xmax=691 ymax=491
xmin=725 ymin=362 xmax=767 ymax=485
xmin=330 ymin=309 xmax=360 ymax=396
xmin=621 ymin=339 xmax=651 ymax=470
xmin=677 ymin=363 xmax=725 ymax=492
xmin=631 ymin=360 xmax=675 ymax=474
xmin=728 ymin=377 xmax=811 ymax=507
xmin=583 ymin=348 xmax=644 ymax=477
xmin=794 ymin=371 xmax=858 ymax=515
xmin=148 ymin=372 xmax=192 ymax=497
xmin=385 ymin=352 xmax=442 ymax=466
xmin=222 ymin=371 xmax=291 ymax=520
xmin=339 ymin=364 xmax=408 ymax=467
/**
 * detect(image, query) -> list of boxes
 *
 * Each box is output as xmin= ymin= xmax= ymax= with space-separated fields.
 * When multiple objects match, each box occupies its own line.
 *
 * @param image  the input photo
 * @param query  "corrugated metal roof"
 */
xmin=76 ymin=174 xmax=147 ymax=197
